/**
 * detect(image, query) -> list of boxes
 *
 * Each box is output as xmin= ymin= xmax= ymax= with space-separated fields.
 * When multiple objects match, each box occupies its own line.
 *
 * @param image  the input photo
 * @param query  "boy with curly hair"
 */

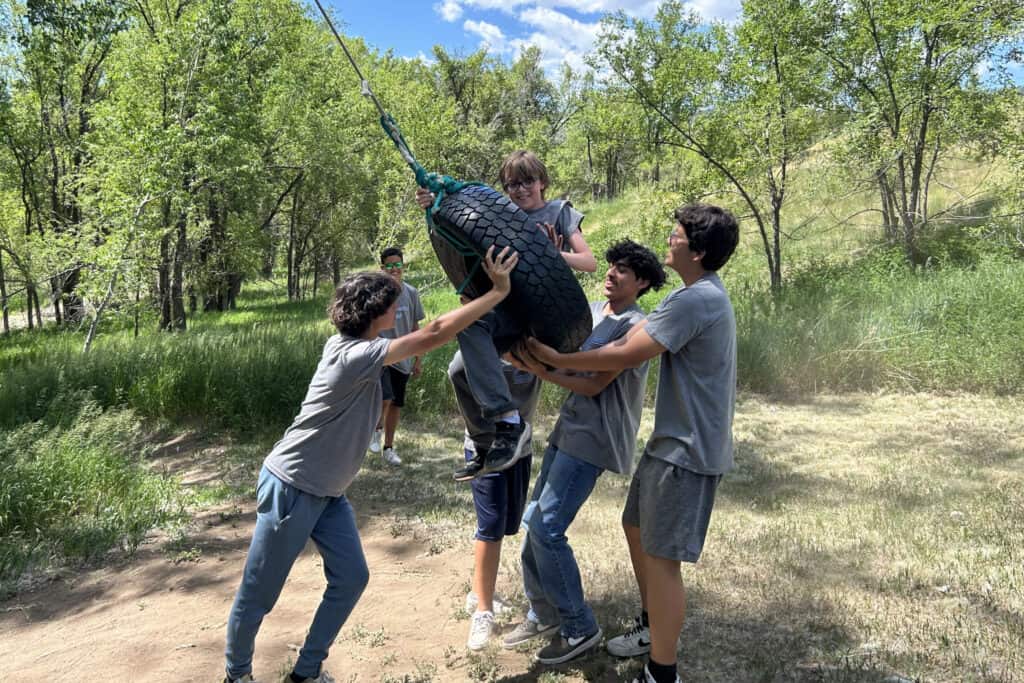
xmin=504 ymin=240 xmax=666 ymax=664
xmin=223 ymin=247 xmax=517 ymax=683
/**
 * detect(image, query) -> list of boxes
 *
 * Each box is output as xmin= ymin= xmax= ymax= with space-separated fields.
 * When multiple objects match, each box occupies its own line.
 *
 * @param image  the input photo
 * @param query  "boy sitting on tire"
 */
xmin=416 ymin=150 xmax=597 ymax=481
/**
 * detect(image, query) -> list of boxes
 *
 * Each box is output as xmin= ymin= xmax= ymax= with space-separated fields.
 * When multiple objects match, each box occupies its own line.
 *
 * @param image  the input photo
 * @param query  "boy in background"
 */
xmin=368 ymin=247 xmax=425 ymax=465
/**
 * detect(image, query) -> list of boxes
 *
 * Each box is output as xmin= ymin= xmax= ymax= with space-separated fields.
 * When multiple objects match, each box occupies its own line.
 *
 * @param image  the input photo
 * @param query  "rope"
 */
xmin=309 ymin=0 xmax=488 ymax=294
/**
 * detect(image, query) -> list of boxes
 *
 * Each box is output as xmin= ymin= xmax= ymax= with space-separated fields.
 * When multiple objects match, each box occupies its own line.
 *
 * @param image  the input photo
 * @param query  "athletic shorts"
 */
xmin=469 ymin=448 xmax=532 ymax=542
xmin=621 ymin=452 xmax=721 ymax=563
xmin=380 ymin=366 xmax=411 ymax=407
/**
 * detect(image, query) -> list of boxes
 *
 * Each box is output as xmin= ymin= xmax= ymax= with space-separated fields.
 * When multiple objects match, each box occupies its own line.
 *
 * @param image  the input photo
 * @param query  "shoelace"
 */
xmin=471 ymin=613 xmax=494 ymax=636
xmin=624 ymin=617 xmax=647 ymax=637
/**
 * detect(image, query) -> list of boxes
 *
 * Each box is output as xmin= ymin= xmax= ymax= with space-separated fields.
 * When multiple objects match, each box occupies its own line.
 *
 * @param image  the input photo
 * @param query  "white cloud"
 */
xmin=464 ymin=19 xmax=508 ymax=51
xmin=434 ymin=0 xmax=463 ymax=22
xmin=454 ymin=0 xmax=743 ymax=77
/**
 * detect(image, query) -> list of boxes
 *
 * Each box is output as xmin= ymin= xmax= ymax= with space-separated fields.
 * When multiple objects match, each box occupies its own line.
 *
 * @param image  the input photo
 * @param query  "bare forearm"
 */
xmin=562 ymin=250 xmax=597 ymax=272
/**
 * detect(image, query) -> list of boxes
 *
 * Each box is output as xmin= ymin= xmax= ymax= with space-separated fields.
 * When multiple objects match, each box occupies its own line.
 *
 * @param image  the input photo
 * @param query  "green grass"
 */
xmin=0 ymin=395 xmax=186 ymax=592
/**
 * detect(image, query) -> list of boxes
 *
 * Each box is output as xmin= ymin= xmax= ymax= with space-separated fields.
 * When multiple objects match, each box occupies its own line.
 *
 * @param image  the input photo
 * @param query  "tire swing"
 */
xmin=313 ymin=0 xmax=591 ymax=354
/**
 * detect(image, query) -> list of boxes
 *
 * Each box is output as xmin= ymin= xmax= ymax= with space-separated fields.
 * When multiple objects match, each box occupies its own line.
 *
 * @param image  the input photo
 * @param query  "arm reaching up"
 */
xmin=385 ymin=246 xmax=517 ymax=367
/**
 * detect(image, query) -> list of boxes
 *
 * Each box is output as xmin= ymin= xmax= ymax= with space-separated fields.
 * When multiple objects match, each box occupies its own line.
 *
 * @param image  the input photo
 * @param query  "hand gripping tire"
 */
xmin=429 ymin=184 xmax=592 ymax=353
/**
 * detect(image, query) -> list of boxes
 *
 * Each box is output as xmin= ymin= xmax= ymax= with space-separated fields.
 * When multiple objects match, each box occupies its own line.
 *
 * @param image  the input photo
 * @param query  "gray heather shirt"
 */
xmin=379 ymin=281 xmax=425 ymax=374
xmin=643 ymin=275 xmax=736 ymax=475
xmin=263 ymin=334 xmax=391 ymax=497
xmin=523 ymin=199 xmax=583 ymax=251
xmin=548 ymin=301 xmax=648 ymax=474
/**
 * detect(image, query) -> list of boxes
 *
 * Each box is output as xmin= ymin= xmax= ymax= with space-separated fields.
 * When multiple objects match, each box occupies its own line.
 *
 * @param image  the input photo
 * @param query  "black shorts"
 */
xmin=380 ymin=366 xmax=411 ymax=407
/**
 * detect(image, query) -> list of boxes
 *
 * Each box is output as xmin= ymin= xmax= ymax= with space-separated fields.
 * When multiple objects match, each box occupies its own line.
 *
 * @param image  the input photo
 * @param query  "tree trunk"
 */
xmin=158 ymin=230 xmax=172 ymax=330
xmin=0 ymin=251 xmax=8 ymax=334
xmin=32 ymin=285 xmax=43 ymax=327
xmin=171 ymin=213 xmax=187 ymax=330
xmin=332 ymin=255 xmax=341 ymax=287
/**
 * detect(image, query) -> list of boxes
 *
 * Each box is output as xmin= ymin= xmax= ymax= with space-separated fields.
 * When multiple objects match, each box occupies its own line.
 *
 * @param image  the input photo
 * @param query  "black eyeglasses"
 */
xmin=503 ymin=178 xmax=536 ymax=193
xmin=383 ymin=261 xmax=404 ymax=270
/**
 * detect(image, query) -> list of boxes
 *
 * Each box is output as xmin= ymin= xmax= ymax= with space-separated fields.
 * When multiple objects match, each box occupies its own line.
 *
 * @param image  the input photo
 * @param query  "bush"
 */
xmin=0 ymin=395 xmax=185 ymax=588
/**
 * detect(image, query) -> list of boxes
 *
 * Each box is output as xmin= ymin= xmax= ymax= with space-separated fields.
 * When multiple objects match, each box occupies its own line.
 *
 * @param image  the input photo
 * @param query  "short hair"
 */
xmin=673 ymin=204 xmax=739 ymax=271
xmin=380 ymin=247 xmax=403 ymax=264
xmin=605 ymin=239 xmax=667 ymax=297
xmin=328 ymin=272 xmax=401 ymax=337
xmin=498 ymin=150 xmax=550 ymax=191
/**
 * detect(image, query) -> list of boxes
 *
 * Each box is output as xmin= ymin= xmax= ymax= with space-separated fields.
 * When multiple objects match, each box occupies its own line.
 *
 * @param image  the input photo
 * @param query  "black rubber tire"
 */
xmin=429 ymin=184 xmax=592 ymax=353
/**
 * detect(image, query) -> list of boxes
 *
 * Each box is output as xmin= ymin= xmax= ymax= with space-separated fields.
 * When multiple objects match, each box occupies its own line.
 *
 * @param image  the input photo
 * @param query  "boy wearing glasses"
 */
xmin=526 ymin=204 xmax=740 ymax=683
xmin=368 ymin=247 xmax=426 ymax=465
xmin=415 ymin=151 xmax=596 ymax=650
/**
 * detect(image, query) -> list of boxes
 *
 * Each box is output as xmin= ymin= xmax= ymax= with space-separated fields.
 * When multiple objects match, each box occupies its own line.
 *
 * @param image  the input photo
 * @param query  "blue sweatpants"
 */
xmin=225 ymin=467 xmax=368 ymax=680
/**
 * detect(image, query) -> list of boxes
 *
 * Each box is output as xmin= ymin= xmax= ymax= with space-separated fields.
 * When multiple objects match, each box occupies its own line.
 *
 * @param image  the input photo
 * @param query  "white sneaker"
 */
xmin=631 ymin=663 xmax=681 ymax=683
xmin=382 ymin=447 xmax=401 ymax=465
xmin=465 ymin=591 xmax=506 ymax=615
xmin=467 ymin=610 xmax=496 ymax=650
xmin=368 ymin=429 xmax=382 ymax=453
xmin=606 ymin=616 xmax=650 ymax=657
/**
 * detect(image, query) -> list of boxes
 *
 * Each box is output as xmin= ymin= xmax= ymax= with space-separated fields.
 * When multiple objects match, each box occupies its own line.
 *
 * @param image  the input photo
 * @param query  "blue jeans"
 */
xmin=225 ymin=467 xmax=369 ymax=680
xmin=521 ymin=446 xmax=603 ymax=638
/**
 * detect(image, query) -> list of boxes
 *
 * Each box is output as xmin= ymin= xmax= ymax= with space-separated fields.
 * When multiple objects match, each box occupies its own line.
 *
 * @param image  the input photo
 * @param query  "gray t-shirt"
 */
xmin=643 ymin=275 xmax=736 ymax=475
xmin=548 ymin=301 xmax=648 ymax=474
xmin=523 ymin=199 xmax=583 ymax=251
xmin=379 ymin=281 xmax=425 ymax=374
xmin=264 ymin=334 xmax=391 ymax=497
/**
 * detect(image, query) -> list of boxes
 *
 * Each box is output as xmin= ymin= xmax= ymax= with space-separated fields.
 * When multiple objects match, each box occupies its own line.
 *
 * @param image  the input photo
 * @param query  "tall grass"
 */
xmin=0 ymin=395 xmax=184 ymax=588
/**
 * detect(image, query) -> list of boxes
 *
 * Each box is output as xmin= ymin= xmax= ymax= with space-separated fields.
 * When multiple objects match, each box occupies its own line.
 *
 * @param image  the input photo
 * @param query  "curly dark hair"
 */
xmin=328 ymin=272 xmax=401 ymax=337
xmin=673 ymin=203 xmax=739 ymax=271
xmin=605 ymin=239 xmax=667 ymax=297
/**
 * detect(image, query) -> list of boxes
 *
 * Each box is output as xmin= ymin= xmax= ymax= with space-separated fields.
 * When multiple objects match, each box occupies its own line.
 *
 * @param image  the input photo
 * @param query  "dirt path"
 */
xmin=0 ymin=425 xmax=615 ymax=683
xmin=0 ymin=499 xmax=591 ymax=682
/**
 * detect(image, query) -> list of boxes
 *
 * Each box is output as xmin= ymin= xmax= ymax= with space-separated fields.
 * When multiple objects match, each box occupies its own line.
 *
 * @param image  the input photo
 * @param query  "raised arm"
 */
xmin=385 ymin=246 xmax=517 ymax=366
xmin=526 ymin=320 xmax=665 ymax=373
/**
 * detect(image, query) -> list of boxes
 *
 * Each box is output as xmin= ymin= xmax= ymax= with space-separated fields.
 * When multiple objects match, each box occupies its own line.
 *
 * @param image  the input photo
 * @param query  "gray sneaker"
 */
xmin=502 ymin=617 xmax=559 ymax=648
xmin=606 ymin=616 xmax=650 ymax=657
xmin=535 ymin=628 xmax=602 ymax=665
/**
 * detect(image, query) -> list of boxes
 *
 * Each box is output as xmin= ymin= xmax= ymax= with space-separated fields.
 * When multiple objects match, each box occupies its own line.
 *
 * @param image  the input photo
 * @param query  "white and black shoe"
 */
xmin=502 ymin=616 xmax=559 ymax=648
xmin=631 ymin=663 xmax=681 ymax=683
xmin=480 ymin=420 xmax=531 ymax=475
xmin=606 ymin=616 xmax=650 ymax=657
xmin=535 ymin=628 xmax=602 ymax=665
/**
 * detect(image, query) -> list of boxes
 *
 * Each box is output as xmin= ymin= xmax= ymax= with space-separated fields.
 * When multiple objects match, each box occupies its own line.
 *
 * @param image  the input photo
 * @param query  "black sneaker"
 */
xmin=535 ymin=627 xmax=603 ymax=665
xmin=453 ymin=448 xmax=486 ymax=482
xmin=479 ymin=421 xmax=532 ymax=475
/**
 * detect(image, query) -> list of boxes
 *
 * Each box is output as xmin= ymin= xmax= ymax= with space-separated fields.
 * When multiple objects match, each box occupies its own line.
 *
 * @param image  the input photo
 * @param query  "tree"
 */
xmin=595 ymin=0 xmax=829 ymax=290
xmin=814 ymin=0 xmax=1024 ymax=264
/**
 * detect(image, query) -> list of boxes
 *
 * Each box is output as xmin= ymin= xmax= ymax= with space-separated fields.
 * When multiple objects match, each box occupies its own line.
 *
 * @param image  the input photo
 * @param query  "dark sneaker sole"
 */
xmin=502 ymin=622 xmax=559 ymax=649
xmin=453 ymin=465 xmax=483 ymax=482
xmin=478 ymin=422 xmax=533 ymax=475
xmin=535 ymin=628 xmax=603 ymax=665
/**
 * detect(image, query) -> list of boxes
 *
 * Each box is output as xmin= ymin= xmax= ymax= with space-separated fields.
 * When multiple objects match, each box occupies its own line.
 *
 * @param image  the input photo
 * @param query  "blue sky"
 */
xmin=324 ymin=0 xmax=1021 ymax=83
xmin=325 ymin=0 xmax=742 ymax=72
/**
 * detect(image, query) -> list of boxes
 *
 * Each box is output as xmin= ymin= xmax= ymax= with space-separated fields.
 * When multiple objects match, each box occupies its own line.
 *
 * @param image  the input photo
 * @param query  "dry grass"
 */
xmin=345 ymin=392 xmax=1023 ymax=682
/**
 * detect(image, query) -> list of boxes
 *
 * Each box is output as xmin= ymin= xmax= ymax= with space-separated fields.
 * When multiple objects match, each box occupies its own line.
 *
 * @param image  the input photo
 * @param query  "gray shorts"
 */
xmin=621 ymin=452 xmax=721 ymax=563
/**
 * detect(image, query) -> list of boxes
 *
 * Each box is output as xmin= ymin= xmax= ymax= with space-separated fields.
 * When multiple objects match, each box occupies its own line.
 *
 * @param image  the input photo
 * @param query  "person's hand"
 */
xmin=481 ymin=245 xmax=518 ymax=296
xmin=525 ymin=337 xmax=560 ymax=367
xmin=503 ymin=351 xmax=529 ymax=373
xmin=415 ymin=187 xmax=435 ymax=210
xmin=511 ymin=341 xmax=546 ymax=374
xmin=412 ymin=358 xmax=422 ymax=377
xmin=540 ymin=222 xmax=563 ymax=250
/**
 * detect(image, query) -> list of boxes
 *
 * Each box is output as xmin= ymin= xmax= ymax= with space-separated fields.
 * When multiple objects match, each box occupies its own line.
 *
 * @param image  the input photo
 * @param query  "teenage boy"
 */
xmin=526 ymin=204 xmax=740 ymax=683
xmin=222 ymin=247 xmax=518 ymax=683
xmin=504 ymin=240 xmax=666 ymax=666
xmin=368 ymin=247 xmax=425 ymax=465
xmin=416 ymin=150 xmax=597 ymax=481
